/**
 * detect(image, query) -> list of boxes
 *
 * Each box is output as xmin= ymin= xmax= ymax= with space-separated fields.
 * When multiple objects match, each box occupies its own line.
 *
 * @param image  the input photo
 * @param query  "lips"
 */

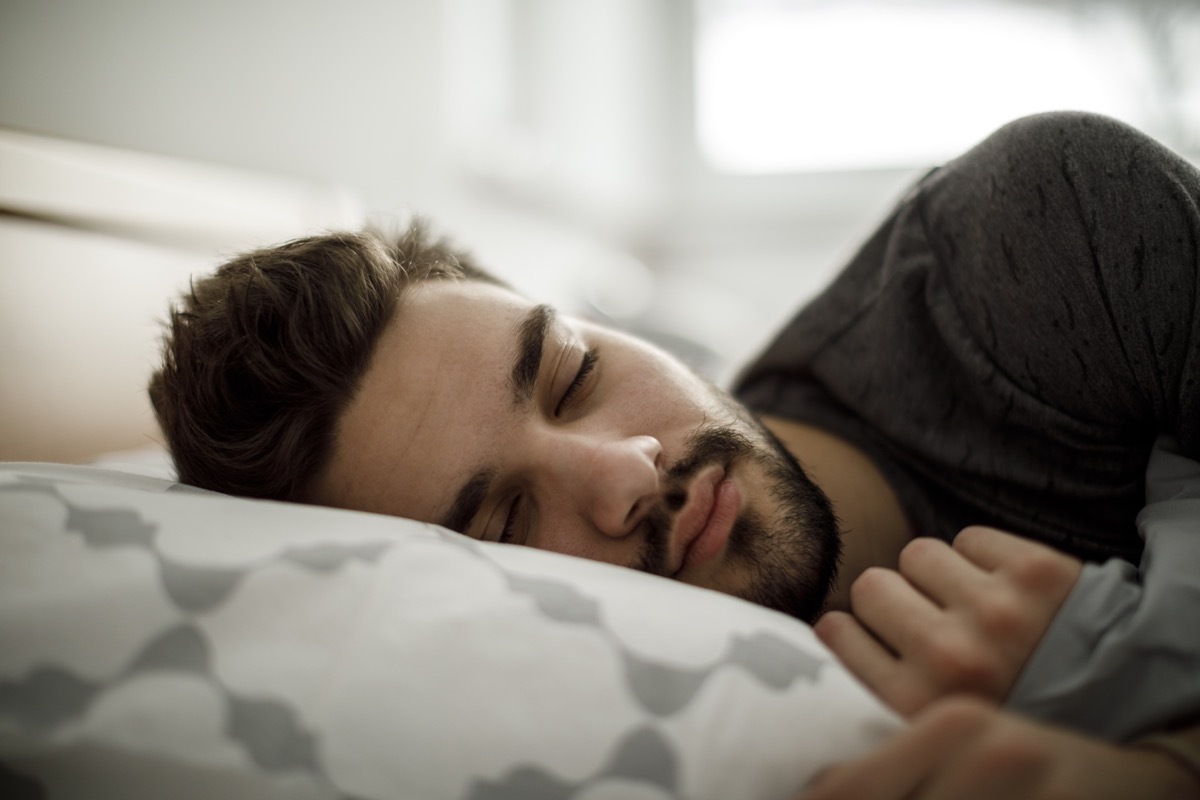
xmin=670 ymin=465 xmax=740 ymax=577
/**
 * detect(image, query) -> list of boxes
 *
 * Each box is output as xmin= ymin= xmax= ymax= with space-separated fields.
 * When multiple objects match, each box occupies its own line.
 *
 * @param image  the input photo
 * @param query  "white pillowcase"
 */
xmin=0 ymin=462 xmax=900 ymax=800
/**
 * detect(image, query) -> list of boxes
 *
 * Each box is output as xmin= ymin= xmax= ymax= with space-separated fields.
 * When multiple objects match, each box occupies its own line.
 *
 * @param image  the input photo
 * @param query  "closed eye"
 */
xmin=499 ymin=496 xmax=522 ymax=543
xmin=556 ymin=347 xmax=598 ymax=416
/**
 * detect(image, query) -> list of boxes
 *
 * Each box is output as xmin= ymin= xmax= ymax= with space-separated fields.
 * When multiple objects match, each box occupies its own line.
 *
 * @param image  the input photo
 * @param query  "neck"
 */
xmin=760 ymin=414 xmax=915 ymax=613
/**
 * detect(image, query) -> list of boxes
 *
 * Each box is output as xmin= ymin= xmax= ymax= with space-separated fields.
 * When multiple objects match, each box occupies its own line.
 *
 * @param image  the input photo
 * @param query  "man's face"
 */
xmin=315 ymin=279 xmax=841 ymax=622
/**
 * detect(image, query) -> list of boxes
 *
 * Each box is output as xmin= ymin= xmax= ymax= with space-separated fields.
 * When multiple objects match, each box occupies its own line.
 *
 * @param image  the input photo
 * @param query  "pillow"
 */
xmin=0 ymin=463 xmax=901 ymax=799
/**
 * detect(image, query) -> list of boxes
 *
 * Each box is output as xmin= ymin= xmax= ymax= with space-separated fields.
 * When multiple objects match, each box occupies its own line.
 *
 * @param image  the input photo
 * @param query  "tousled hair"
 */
xmin=149 ymin=222 xmax=499 ymax=500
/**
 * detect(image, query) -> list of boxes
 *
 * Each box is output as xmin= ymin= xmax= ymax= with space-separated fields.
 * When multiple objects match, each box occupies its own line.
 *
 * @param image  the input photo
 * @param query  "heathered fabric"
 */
xmin=1007 ymin=435 xmax=1200 ymax=741
xmin=735 ymin=111 xmax=1200 ymax=565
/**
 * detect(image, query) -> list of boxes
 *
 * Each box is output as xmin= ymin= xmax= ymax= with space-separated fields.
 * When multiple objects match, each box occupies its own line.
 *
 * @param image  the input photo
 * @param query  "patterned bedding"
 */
xmin=0 ymin=462 xmax=899 ymax=799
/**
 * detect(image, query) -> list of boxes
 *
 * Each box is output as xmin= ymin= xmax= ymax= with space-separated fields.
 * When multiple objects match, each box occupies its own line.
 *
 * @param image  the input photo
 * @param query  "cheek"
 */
xmin=591 ymin=327 xmax=734 ymax=434
xmin=614 ymin=354 xmax=721 ymax=432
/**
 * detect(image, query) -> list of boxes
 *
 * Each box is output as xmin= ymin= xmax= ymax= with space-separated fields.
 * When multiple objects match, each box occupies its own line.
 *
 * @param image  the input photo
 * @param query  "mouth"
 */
xmin=670 ymin=464 xmax=740 ymax=578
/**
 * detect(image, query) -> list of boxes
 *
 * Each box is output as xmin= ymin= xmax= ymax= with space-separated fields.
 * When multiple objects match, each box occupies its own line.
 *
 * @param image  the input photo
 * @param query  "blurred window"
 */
xmin=695 ymin=0 xmax=1200 ymax=173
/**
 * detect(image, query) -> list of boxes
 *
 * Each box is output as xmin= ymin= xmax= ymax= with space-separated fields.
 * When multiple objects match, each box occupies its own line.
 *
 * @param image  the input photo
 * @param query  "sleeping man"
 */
xmin=150 ymin=111 xmax=1200 ymax=798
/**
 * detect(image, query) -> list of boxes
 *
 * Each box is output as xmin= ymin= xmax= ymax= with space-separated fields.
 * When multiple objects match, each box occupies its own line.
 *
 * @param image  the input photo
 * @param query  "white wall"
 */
xmin=0 ymin=0 xmax=649 ymax=321
xmin=0 ymin=0 xmax=454 ymax=214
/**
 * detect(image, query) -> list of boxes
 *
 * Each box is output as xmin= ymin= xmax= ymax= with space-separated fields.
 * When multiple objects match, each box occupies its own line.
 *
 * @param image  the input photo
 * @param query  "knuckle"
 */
xmin=975 ymin=594 xmax=1024 ymax=638
xmin=898 ymin=536 xmax=946 ymax=573
xmin=1010 ymin=548 xmax=1078 ymax=593
xmin=975 ymin=725 xmax=1046 ymax=773
xmin=926 ymin=632 xmax=999 ymax=688
xmin=888 ymin=682 xmax=937 ymax=718
xmin=920 ymin=695 xmax=994 ymax=733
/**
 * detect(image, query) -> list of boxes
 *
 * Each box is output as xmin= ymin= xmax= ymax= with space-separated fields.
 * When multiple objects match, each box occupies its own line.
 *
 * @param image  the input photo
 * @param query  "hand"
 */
xmin=815 ymin=526 xmax=1082 ymax=716
xmin=798 ymin=698 xmax=1200 ymax=800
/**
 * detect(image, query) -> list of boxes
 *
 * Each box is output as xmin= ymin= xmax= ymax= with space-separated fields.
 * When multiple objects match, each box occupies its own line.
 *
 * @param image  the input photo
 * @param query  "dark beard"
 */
xmin=633 ymin=423 xmax=842 ymax=624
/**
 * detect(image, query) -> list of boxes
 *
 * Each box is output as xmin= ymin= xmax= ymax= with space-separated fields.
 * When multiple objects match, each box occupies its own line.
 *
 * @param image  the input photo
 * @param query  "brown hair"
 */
xmin=149 ymin=223 xmax=499 ymax=500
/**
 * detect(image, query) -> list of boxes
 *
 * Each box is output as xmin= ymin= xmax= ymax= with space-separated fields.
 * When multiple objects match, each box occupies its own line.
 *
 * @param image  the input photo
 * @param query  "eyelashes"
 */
xmin=555 ymin=347 xmax=599 ymax=416
xmin=499 ymin=496 xmax=522 ymax=543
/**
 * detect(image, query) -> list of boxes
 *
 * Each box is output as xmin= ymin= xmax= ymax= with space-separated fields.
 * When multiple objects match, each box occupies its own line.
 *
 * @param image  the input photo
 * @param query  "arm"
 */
xmin=797 ymin=699 xmax=1200 ymax=800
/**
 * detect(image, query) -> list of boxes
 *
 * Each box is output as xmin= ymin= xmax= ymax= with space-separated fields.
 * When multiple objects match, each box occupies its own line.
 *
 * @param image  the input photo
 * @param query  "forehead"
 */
xmin=315 ymin=279 xmax=533 ymax=522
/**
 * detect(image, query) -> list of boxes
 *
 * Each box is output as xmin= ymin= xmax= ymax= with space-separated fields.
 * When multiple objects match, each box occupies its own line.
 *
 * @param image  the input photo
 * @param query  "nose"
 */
xmin=554 ymin=434 xmax=663 ymax=537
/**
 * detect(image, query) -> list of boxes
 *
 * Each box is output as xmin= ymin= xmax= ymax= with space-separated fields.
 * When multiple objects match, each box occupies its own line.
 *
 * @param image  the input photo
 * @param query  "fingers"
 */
xmin=800 ymin=698 xmax=994 ymax=800
xmin=951 ymin=525 xmax=1037 ymax=571
xmin=814 ymin=610 xmax=908 ymax=706
xmin=816 ymin=568 xmax=948 ymax=714
xmin=954 ymin=526 xmax=1083 ymax=598
xmin=897 ymin=536 xmax=989 ymax=607
xmin=849 ymin=566 xmax=943 ymax=654
xmin=800 ymin=699 xmax=1168 ymax=800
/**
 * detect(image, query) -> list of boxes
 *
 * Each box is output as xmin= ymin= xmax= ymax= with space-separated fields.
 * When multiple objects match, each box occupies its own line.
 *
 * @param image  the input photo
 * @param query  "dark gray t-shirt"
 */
xmin=735 ymin=111 xmax=1200 ymax=565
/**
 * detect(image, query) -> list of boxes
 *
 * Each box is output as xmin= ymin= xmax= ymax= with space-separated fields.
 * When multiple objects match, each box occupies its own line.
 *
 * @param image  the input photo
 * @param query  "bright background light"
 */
xmin=696 ymin=0 xmax=1184 ymax=172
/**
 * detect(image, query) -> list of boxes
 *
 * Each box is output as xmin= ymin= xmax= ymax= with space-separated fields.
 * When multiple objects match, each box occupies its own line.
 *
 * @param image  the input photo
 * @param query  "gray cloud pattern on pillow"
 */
xmin=465 ymin=726 xmax=679 ymax=800
xmin=0 ymin=621 xmax=324 ymax=770
xmin=500 ymin=572 xmax=823 ymax=717
xmin=6 ymin=482 xmax=393 ymax=614
xmin=0 ymin=467 xmax=900 ymax=799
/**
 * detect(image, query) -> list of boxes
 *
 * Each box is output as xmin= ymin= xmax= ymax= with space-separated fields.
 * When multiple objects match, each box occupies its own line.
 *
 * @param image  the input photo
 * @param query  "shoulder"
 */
xmin=914 ymin=111 xmax=1200 ymax=418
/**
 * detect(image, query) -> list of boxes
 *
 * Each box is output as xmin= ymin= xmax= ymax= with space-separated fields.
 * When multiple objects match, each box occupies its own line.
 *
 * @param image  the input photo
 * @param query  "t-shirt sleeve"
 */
xmin=914 ymin=112 xmax=1200 ymax=456
xmin=1006 ymin=436 xmax=1200 ymax=741
xmin=735 ymin=112 xmax=1200 ymax=559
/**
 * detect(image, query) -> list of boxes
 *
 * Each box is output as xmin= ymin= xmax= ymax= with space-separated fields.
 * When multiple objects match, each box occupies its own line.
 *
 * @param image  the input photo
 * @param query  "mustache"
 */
xmin=634 ymin=426 xmax=758 ymax=577
xmin=668 ymin=426 xmax=757 ymax=481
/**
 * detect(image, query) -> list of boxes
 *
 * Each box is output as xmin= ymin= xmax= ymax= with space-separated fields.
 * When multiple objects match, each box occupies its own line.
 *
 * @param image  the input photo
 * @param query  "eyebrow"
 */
xmin=440 ymin=303 xmax=556 ymax=533
xmin=509 ymin=303 xmax=555 ymax=406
